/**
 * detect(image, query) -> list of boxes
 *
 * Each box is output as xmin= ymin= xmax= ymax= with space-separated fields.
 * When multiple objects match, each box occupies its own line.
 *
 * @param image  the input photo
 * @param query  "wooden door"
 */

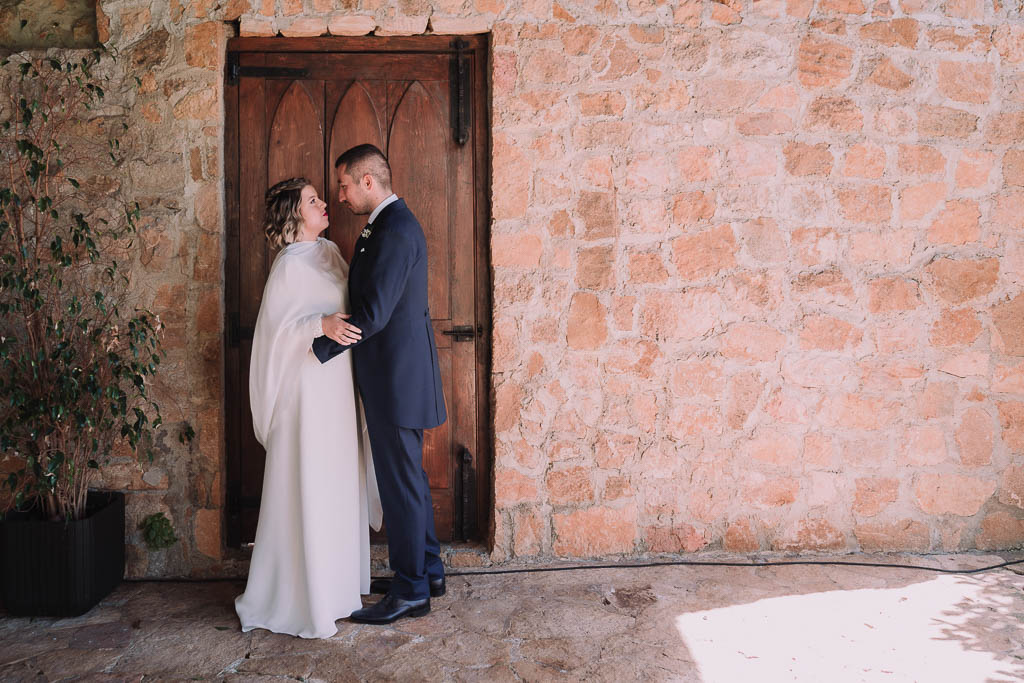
xmin=224 ymin=37 xmax=490 ymax=548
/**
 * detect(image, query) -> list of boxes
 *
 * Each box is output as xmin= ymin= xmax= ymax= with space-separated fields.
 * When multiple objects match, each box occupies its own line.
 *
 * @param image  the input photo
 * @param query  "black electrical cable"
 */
xmin=124 ymin=555 xmax=1024 ymax=583
xmin=439 ymin=555 xmax=1024 ymax=578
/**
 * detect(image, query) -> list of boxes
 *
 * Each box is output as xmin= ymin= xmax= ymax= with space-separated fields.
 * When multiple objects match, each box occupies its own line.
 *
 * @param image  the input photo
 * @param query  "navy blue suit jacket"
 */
xmin=312 ymin=199 xmax=447 ymax=430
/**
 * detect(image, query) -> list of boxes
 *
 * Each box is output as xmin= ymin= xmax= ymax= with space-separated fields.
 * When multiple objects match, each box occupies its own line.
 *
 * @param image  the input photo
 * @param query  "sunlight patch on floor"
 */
xmin=675 ymin=574 xmax=1017 ymax=682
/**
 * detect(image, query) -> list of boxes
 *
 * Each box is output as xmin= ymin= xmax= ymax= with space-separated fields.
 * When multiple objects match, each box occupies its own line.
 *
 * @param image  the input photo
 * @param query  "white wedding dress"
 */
xmin=235 ymin=237 xmax=382 ymax=639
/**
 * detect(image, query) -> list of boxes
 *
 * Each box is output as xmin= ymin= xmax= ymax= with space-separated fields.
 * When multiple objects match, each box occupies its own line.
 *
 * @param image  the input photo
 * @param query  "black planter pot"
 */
xmin=0 ymin=490 xmax=125 ymax=617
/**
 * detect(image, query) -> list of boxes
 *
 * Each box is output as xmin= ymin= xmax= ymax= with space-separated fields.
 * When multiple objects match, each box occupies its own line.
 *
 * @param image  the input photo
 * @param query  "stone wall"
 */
xmin=70 ymin=1 xmax=234 ymax=578
xmin=0 ymin=0 xmax=97 ymax=49
xmin=482 ymin=0 xmax=1024 ymax=560
xmin=20 ymin=0 xmax=1023 ymax=576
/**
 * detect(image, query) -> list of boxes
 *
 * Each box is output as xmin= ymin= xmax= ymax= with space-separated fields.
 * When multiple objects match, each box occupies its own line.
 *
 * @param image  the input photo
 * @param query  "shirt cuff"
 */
xmin=313 ymin=315 xmax=324 ymax=337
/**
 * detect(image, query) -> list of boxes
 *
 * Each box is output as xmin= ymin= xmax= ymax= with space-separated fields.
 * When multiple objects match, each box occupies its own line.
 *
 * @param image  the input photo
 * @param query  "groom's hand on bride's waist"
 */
xmin=322 ymin=313 xmax=362 ymax=345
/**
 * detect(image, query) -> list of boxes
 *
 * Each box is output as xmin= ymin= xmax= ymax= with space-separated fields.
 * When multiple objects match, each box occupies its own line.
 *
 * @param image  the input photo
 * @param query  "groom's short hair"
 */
xmin=335 ymin=144 xmax=392 ymax=191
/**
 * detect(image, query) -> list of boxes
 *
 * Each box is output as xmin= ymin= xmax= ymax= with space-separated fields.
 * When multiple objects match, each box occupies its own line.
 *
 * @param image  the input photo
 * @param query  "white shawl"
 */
xmin=248 ymin=238 xmax=382 ymax=531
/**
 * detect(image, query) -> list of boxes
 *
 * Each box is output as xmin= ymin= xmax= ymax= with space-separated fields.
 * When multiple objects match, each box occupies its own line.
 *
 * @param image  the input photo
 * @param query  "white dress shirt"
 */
xmin=368 ymin=193 xmax=399 ymax=225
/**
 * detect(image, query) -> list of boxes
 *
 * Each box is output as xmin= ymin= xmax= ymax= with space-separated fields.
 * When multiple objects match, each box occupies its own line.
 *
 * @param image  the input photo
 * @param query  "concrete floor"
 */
xmin=1 ymin=553 xmax=1023 ymax=682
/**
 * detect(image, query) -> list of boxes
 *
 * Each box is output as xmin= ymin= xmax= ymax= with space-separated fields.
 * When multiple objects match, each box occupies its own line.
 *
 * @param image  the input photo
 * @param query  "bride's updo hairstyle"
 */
xmin=264 ymin=176 xmax=312 ymax=249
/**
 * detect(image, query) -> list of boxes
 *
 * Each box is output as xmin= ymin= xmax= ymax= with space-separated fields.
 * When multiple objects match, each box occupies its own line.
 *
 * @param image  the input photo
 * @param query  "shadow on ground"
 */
xmin=0 ymin=553 xmax=1021 ymax=681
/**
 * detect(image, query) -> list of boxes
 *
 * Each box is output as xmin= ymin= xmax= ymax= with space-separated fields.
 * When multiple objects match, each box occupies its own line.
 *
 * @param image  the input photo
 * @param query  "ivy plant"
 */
xmin=139 ymin=512 xmax=177 ymax=550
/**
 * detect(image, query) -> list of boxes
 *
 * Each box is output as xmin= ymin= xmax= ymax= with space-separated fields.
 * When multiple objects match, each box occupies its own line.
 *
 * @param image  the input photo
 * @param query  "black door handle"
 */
xmin=442 ymin=325 xmax=481 ymax=342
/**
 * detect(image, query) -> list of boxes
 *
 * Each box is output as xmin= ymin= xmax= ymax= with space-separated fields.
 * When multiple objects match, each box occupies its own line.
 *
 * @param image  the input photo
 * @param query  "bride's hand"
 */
xmin=323 ymin=313 xmax=362 ymax=345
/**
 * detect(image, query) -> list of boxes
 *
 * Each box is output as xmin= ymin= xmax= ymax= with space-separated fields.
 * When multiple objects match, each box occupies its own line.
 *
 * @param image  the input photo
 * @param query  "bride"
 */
xmin=235 ymin=176 xmax=382 ymax=639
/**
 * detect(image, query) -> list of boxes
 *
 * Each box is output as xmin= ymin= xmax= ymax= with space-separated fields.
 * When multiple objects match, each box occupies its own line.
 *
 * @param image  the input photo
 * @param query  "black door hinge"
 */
xmin=454 ymin=446 xmax=476 ymax=541
xmin=449 ymin=39 xmax=471 ymax=145
xmin=227 ymin=53 xmax=310 ymax=86
xmin=228 ymin=311 xmax=255 ymax=347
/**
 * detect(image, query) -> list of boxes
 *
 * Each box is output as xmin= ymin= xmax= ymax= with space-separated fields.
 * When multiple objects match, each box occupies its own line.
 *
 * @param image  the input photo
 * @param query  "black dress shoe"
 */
xmin=369 ymin=576 xmax=446 ymax=597
xmin=350 ymin=593 xmax=430 ymax=624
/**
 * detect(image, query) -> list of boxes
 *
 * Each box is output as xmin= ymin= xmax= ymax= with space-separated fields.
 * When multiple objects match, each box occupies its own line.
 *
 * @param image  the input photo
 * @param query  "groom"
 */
xmin=313 ymin=144 xmax=447 ymax=624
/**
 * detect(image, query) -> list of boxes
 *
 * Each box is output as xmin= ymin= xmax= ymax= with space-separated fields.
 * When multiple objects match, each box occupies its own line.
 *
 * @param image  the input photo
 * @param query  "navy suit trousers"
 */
xmin=364 ymin=408 xmax=444 ymax=600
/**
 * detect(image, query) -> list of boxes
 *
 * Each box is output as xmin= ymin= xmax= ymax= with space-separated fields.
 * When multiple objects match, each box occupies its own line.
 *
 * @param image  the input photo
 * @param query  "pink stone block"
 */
xmin=927 ymin=199 xmax=980 ymax=245
xmin=279 ymin=17 xmax=327 ymax=38
xmin=914 ymin=474 xmax=995 ymax=516
xmin=997 ymin=402 xmax=1024 ymax=453
xmin=552 ymin=505 xmax=637 ymax=556
xmin=956 ymin=407 xmax=994 ymax=467
xmin=939 ymin=351 xmax=989 ymax=378
xmin=327 ymin=14 xmax=375 ymax=36
xmin=744 ymin=477 xmax=800 ymax=508
xmin=999 ymin=465 xmax=1024 ymax=510
xmin=428 ymin=16 xmax=491 ymax=34
xmin=773 ymin=519 xmax=846 ymax=552
xmin=566 ymin=292 xmax=608 ymax=350
xmin=720 ymin=322 xmax=786 ymax=362
xmin=744 ymin=430 xmax=801 ymax=466
xmin=853 ymin=478 xmax=898 ymax=516
xmin=955 ymin=149 xmax=995 ymax=188
xmin=375 ymin=15 xmax=428 ymax=36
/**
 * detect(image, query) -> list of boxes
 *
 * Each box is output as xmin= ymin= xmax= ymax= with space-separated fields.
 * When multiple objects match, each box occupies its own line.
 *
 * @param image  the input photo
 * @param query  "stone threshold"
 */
xmin=217 ymin=541 xmax=494 ymax=577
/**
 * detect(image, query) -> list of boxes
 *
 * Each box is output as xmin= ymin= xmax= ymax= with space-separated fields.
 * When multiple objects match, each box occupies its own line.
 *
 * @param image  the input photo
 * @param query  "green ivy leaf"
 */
xmin=139 ymin=512 xmax=177 ymax=550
